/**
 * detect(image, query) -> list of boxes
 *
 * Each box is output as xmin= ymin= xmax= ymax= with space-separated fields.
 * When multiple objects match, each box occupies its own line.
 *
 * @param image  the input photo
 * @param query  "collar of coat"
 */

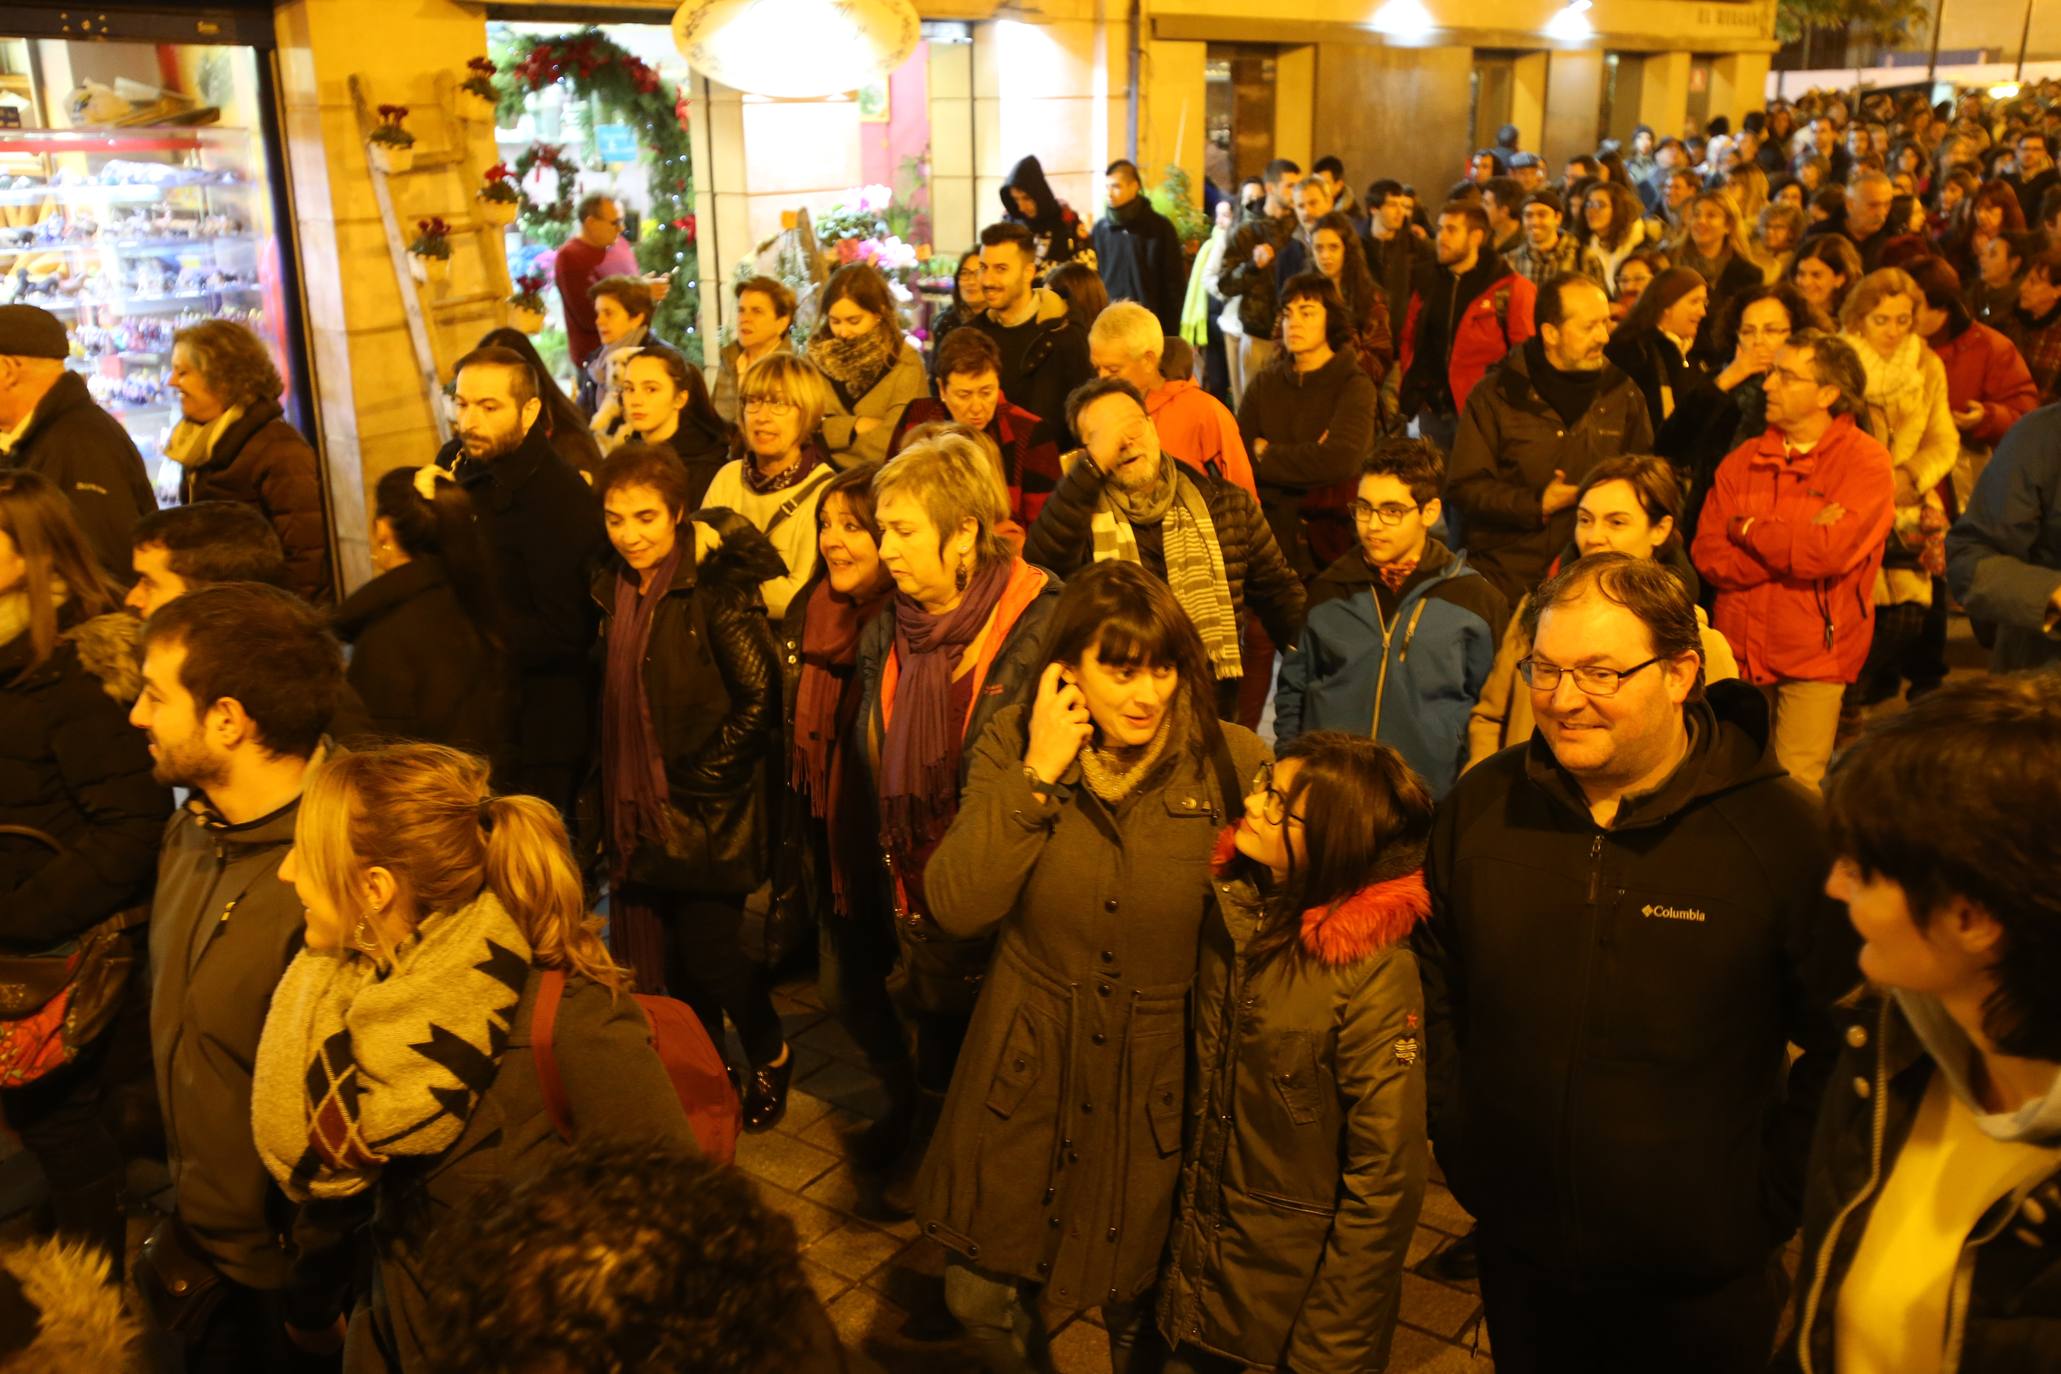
xmin=1208 ymin=826 xmax=1432 ymax=966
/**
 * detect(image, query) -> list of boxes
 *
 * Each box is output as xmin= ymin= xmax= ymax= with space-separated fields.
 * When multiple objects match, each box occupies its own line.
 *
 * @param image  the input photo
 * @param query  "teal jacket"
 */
xmin=1275 ymin=539 xmax=1508 ymax=798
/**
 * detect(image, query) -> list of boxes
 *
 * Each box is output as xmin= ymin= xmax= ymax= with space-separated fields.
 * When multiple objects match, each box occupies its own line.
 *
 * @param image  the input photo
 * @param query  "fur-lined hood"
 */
xmin=0 ymin=1238 xmax=142 ymax=1373
xmin=64 ymin=611 xmax=145 ymax=705
xmin=1210 ymin=827 xmax=1431 ymax=967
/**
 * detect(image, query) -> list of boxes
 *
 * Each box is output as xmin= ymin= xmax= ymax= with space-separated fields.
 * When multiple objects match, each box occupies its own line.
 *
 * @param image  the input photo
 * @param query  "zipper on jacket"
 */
xmin=1559 ymin=830 xmax=1610 ymax=1268
xmin=1940 ymin=1152 xmax=2061 ymax=1370
xmin=1797 ymin=998 xmax=1893 ymax=1374
xmin=1368 ymin=591 xmax=1396 ymax=741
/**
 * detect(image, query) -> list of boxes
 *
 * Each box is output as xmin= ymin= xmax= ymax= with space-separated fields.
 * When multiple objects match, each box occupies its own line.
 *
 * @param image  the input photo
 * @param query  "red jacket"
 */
xmin=890 ymin=395 xmax=1064 ymax=528
xmin=1399 ymin=270 xmax=1538 ymax=414
xmin=1691 ymin=414 xmax=1897 ymax=685
xmin=1928 ymin=319 xmax=2038 ymax=450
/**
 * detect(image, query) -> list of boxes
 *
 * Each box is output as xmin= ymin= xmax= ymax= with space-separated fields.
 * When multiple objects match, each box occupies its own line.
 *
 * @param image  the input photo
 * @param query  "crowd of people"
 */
xmin=0 ymin=75 xmax=2059 ymax=1374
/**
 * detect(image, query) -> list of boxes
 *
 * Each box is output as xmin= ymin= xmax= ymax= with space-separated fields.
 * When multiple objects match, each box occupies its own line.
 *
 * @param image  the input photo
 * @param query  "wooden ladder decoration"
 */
xmin=347 ymin=71 xmax=513 ymax=444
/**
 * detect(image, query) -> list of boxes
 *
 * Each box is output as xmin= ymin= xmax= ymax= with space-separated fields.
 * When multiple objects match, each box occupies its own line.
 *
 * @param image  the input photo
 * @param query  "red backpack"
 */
xmin=530 ymin=969 xmax=741 ymax=1165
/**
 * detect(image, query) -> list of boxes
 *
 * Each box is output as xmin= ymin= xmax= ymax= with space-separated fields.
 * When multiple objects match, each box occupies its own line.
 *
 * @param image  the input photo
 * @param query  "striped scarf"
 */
xmin=1091 ymin=457 xmax=1242 ymax=679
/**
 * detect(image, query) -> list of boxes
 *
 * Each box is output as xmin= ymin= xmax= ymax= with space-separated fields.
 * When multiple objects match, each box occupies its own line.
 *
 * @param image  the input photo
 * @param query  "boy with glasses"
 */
xmin=1275 ymin=438 xmax=1507 ymax=796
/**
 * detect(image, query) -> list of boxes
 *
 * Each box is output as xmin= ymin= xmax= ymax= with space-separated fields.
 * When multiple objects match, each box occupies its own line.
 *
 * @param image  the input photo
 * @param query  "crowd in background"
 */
xmin=0 ymin=74 xmax=2058 ymax=1374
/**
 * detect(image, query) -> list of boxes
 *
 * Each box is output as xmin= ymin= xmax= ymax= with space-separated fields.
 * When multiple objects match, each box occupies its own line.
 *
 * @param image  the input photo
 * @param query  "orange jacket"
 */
xmin=1147 ymin=378 xmax=1257 ymax=499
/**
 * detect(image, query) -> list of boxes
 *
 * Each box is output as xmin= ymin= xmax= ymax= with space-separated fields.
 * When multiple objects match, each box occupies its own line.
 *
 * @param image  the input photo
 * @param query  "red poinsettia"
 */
xmin=483 ymin=162 xmax=512 ymax=183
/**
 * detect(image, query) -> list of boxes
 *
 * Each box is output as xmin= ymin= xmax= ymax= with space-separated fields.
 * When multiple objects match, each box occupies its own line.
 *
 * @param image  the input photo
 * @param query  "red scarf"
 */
xmin=790 ymin=579 xmax=889 ymax=914
xmin=1375 ymin=556 xmax=1420 ymax=592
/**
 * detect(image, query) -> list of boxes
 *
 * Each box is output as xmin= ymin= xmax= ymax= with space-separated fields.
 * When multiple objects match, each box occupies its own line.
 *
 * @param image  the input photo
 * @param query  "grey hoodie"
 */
xmin=1895 ymin=988 xmax=2061 ymax=1145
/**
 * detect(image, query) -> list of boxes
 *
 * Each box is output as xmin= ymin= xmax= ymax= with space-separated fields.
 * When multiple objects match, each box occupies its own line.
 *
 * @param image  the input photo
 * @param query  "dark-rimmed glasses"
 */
xmin=1518 ymin=656 xmax=1665 ymax=696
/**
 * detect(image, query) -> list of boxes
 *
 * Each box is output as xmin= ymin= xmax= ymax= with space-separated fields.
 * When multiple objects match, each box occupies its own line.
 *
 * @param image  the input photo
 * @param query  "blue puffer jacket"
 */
xmin=1274 ymin=539 xmax=1509 ymax=798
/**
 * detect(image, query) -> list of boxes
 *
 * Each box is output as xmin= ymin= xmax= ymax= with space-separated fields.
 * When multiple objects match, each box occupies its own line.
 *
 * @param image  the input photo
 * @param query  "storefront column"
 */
xmin=274 ymin=0 xmax=488 ymax=590
xmin=927 ymin=39 xmax=978 ymax=257
xmin=972 ymin=17 xmax=1122 ymax=234
xmin=1708 ymin=51 xmax=1772 ymax=130
xmin=1272 ymin=45 xmax=1315 ymax=173
xmin=1311 ymin=41 xmax=1474 ymax=208
xmin=1141 ymin=38 xmax=1206 ymax=203
xmin=1541 ymin=49 xmax=1605 ymax=175
xmin=1620 ymin=49 xmax=1691 ymax=147
xmin=1511 ymin=52 xmax=1549 ymax=152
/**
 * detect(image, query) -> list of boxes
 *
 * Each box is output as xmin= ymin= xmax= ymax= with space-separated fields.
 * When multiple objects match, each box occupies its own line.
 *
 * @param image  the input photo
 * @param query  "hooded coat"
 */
xmin=1946 ymin=402 xmax=2061 ymax=673
xmin=1000 ymin=156 xmax=1090 ymax=265
xmin=1157 ymin=841 xmax=1430 ymax=1371
xmin=332 ymin=555 xmax=503 ymax=757
xmin=911 ymin=705 xmax=1271 ymax=1311
xmin=1235 ymin=349 xmax=1381 ymax=581
xmin=1415 ymin=681 xmax=1857 ymax=1283
xmin=175 ymin=400 xmax=334 ymax=604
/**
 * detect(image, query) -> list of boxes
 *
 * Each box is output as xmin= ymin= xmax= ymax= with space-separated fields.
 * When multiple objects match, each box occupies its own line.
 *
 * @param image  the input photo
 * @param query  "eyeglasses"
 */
xmin=1518 ymin=655 xmax=1665 ymax=696
xmin=743 ymin=396 xmax=797 ymax=416
xmin=1349 ymin=499 xmax=1422 ymax=527
xmin=1249 ymin=762 xmax=1304 ymax=828
xmin=1736 ymin=325 xmax=1792 ymax=343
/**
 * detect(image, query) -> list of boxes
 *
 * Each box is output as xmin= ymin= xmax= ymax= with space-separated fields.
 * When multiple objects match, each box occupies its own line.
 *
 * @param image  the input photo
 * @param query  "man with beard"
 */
xmin=1024 ymin=377 xmax=1303 ymax=719
xmin=1092 ymin=159 xmax=1186 ymax=333
xmin=437 ymin=345 xmax=604 ymax=815
xmin=1446 ymin=273 xmax=1649 ymax=605
xmin=1398 ymin=200 xmax=1538 ymax=455
xmin=968 ymin=221 xmax=1094 ymax=443
xmin=128 ymin=583 xmax=353 ymax=1369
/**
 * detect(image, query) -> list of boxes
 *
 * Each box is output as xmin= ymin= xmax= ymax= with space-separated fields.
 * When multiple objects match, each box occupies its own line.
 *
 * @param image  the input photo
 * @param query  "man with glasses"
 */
xmin=1692 ymin=330 xmax=1894 ymax=789
xmin=1415 ymin=552 xmax=1852 ymax=1374
xmin=1275 ymin=438 xmax=1506 ymax=796
xmin=555 ymin=194 xmax=668 ymax=377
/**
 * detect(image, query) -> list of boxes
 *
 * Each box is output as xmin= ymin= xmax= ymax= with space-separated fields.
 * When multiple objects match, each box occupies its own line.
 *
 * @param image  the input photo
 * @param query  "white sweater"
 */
xmin=700 ymin=458 xmax=827 ymax=619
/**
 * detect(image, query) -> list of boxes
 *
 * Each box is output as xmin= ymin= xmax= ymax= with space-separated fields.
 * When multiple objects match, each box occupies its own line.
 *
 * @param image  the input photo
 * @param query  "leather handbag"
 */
xmin=133 ymin=1214 xmax=229 ymax=1340
xmin=0 ymin=824 xmax=146 ymax=1089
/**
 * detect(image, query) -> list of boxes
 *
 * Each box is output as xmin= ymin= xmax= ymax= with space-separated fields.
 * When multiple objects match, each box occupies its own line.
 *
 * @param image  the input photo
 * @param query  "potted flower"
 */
xmin=408 ymin=217 xmax=453 ymax=286
xmin=456 ymin=57 xmax=498 ymax=123
xmin=508 ymin=273 xmax=547 ymax=333
xmin=369 ymin=104 xmax=416 ymax=174
xmin=477 ymin=162 xmax=521 ymax=227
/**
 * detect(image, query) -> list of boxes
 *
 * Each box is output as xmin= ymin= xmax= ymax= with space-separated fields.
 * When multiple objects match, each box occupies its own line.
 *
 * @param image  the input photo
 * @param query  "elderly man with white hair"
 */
xmin=1086 ymin=300 xmax=1256 ymax=498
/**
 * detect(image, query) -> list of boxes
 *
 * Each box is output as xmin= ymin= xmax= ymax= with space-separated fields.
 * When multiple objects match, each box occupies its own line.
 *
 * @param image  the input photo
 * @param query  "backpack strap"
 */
xmin=531 ymin=968 xmax=573 ymax=1141
xmin=764 ymin=466 xmax=836 ymax=538
xmin=1208 ymin=725 xmax=1245 ymax=826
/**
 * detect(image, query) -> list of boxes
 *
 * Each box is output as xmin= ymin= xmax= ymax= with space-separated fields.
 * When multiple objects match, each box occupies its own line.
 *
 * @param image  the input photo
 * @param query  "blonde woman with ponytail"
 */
xmin=254 ymin=743 xmax=693 ymax=1374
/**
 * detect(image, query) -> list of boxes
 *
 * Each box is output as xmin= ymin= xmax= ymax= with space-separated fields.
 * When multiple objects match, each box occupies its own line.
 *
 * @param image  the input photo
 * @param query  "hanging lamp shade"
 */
xmin=672 ymin=0 xmax=921 ymax=99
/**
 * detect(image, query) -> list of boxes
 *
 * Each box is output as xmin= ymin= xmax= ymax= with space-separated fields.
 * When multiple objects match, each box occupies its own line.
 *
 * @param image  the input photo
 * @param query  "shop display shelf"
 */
xmin=0 ymin=233 xmax=258 ymax=257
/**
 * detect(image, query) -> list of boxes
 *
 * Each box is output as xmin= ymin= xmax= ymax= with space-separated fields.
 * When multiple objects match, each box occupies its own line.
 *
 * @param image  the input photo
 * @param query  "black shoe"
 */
xmin=742 ymin=1052 xmax=793 ymax=1133
xmin=1421 ymin=1229 xmax=1479 ymax=1283
xmin=848 ymin=1058 xmax=920 ymax=1174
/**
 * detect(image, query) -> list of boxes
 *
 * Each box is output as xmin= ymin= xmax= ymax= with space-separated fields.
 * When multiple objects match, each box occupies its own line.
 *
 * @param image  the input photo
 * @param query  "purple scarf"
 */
xmin=878 ymin=558 xmax=1012 ymax=855
xmin=603 ymin=542 xmax=685 ymax=881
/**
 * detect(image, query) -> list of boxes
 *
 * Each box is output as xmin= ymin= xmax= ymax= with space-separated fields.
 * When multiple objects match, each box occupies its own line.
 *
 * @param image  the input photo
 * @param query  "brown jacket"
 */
xmin=180 ymin=401 xmax=334 ymax=604
xmin=913 ymin=704 xmax=1269 ymax=1309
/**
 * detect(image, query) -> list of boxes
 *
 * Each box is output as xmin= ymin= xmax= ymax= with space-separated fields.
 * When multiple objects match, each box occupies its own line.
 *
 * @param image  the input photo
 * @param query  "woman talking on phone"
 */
xmin=910 ymin=560 xmax=1270 ymax=1373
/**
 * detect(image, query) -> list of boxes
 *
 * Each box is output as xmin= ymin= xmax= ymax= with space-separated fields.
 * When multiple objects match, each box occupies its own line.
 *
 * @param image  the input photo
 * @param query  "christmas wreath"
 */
xmin=509 ymin=142 xmax=575 ymax=246
xmin=494 ymin=27 xmax=701 ymax=358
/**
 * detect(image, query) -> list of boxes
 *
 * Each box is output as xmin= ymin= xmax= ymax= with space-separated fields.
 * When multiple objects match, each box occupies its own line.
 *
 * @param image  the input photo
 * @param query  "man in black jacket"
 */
xmin=439 ymin=345 xmax=605 ymax=817
xmin=1415 ymin=555 xmax=1854 ymax=1374
xmin=969 ymin=221 xmax=1094 ymax=443
xmin=1217 ymin=157 xmax=1301 ymax=404
xmin=1093 ymin=159 xmax=1186 ymax=334
xmin=0 ymin=304 xmax=156 ymax=578
xmin=1026 ymin=378 xmax=1303 ymax=718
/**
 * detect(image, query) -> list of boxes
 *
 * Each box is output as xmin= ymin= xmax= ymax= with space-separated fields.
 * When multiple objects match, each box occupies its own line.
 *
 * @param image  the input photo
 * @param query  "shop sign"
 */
xmin=595 ymin=123 xmax=636 ymax=164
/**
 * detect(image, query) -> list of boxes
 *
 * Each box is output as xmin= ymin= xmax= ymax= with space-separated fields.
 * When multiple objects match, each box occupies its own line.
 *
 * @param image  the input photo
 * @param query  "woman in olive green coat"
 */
xmin=1157 ymin=732 xmax=1433 ymax=1373
xmin=914 ymin=562 xmax=1270 ymax=1373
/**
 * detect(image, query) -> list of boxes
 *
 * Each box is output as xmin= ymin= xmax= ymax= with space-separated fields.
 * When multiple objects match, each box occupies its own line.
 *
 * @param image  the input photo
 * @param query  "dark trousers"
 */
xmin=1851 ymin=600 xmax=1930 ymax=707
xmin=1900 ymin=577 xmax=1951 ymax=694
xmin=663 ymin=892 xmax=785 ymax=1067
xmin=817 ymin=895 xmax=911 ymax=1072
xmin=1477 ymin=1240 xmax=1782 ymax=1374
xmin=174 ymin=1279 xmax=340 ymax=1374
xmin=0 ymin=1035 xmax=125 ymax=1266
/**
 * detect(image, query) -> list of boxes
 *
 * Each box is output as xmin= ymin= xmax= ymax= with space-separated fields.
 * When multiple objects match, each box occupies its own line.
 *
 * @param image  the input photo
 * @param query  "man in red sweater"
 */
xmin=1692 ymin=331 xmax=1895 ymax=789
xmin=553 ymin=194 xmax=641 ymax=370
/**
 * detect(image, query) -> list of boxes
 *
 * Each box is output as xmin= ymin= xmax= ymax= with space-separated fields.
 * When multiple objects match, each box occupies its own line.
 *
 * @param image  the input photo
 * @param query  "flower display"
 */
xmin=409 ymin=217 xmax=453 ymax=259
xmin=370 ymin=105 xmax=416 ymax=147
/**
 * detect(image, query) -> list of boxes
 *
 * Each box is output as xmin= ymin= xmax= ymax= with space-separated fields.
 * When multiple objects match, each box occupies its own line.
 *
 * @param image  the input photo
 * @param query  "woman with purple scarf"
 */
xmin=852 ymin=433 xmax=1063 ymax=1206
xmin=592 ymin=442 xmax=796 ymax=1132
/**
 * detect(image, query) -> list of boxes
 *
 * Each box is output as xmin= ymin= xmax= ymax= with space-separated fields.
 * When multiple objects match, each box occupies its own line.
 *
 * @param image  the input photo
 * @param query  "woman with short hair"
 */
xmin=591 ymin=442 xmax=793 ymax=1129
xmin=852 ymin=433 xmax=1062 ymax=1202
xmin=701 ymin=353 xmax=839 ymax=618
xmin=806 ymin=263 xmax=927 ymax=472
xmin=620 ymin=343 xmax=731 ymax=510
xmin=911 ymin=560 xmax=1269 ymax=1371
xmin=582 ymin=274 xmax=661 ymax=440
xmin=168 ymin=319 xmax=333 ymax=602
xmin=254 ymin=743 xmax=695 ymax=1372
xmin=1787 ymin=233 xmax=1865 ymax=329
xmin=1755 ymin=202 xmax=1808 ymax=282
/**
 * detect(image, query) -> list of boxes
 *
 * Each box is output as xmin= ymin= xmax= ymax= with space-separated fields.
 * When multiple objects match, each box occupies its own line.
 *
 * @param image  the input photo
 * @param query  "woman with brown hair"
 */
xmin=591 ymin=443 xmax=793 ymax=1131
xmin=1787 ymin=233 xmax=1865 ymax=329
xmin=255 ymin=743 xmax=694 ymax=1373
xmin=167 ymin=319 xmax=333 ymax=603
xmin=1943 ymin=177 xmax=2026 ymax=288
xmin=912 ymin=559 xmax=1269 ymax=1372
xmin=619 ymin=342 xmax=731 ymax=509
xmin=806 ymin=262 xmax=927 ymax=471
xmin=1307 ymin=209 xmax=1395 ymax=385
xmin=0 ymin=470 xmax=169 ymax=1275
xmin=1044 ymin=260 xmax=1109 ymax=340
xmin=1577 ymin=180 xmax=1649 ymax=293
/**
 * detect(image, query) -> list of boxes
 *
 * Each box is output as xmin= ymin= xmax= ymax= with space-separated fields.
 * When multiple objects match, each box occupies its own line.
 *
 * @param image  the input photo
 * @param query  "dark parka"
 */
xmin=1159 ymin=848 xmax=1430 ymax=1372
xmin=1235 ymin=350 xmax=1381 ymax=581
xmin=655 ymin=414 xmax=733 ymax=514
xmin=913 ymin=705 xmax=1271 ymax=1310
xmin=0 ymin=610 xmax=169 ymax=950
xmin=440 ymin=425 xmax=606 ymax=803
xmin=1094 ymin=197 xmax=1189 ymax=333
xmin=1021 ymin=454 xmax=1306 ymax=659
xmin=1413 ymin=682 xmax=1857 ymax=1284
xmin=1217 ymin=208 xmax=1297 ymax=340
xmin=0 ymin=371 xmax=156 ymax=580
xmin=1782 ymin=995 xmax=2061 ymax=1374
xmin=344 ymin=971 xmax=695 ymax=1374
xmin=178 ymin=400 xmax=335 ymax=605
xmin=1446 ymin=340 xmax=1654 ymax=604
xmin=332 ymin=555 xmax=503 ymax=758
xmin=591 ymin=508 xmax=785 ymax=895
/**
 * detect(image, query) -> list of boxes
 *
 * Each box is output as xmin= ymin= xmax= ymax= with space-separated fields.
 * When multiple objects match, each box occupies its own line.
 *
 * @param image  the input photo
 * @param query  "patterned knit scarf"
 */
xmin=1375 ymin=556 xmax=1420 ymax=592
xmin=1090 ymin=457 xmax=1243 ymax=679
xmin=250 ymin=889 xmax=533 ymax=1200
xmin=1077 ymin=696 xmax=1183 ymax=804
xmin=808 ymin=322 xmax=899 ymax=404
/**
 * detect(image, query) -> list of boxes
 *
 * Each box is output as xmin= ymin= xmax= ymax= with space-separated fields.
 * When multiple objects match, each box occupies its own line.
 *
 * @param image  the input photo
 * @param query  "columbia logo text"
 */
xmin=1641 ymin=903 xmax=1707 ymax=923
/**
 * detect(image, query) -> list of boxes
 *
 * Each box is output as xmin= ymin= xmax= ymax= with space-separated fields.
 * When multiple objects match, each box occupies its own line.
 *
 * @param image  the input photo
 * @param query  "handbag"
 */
xmin=132 ymin=1214 xmax=229 ymax=1340
xmin=0 ymin=824 xmax=147 ymax=1089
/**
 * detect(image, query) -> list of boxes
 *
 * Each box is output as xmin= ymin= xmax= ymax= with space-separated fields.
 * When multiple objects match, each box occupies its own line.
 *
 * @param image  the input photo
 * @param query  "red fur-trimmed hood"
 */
xmin=1210 ymin=826 xmax=1431 ymax=966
